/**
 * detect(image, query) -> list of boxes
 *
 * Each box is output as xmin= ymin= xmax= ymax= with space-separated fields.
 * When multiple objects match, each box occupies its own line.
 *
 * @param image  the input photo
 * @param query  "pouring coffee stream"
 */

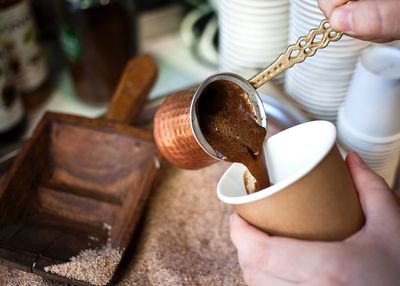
xmin=154 ymin=20 xmax=344 ymax=193
xmin=197 ymin=80 xmax=270 ymax=193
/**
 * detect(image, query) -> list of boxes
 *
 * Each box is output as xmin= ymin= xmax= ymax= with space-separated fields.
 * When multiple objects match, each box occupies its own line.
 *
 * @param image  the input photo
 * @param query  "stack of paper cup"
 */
xmin=337 ymin=46 xmax=400 ymax=187
xmin=218 ymin=0 xmax=290 ymax=84
xmin=285 ymin=0 xmax=371 ymax=122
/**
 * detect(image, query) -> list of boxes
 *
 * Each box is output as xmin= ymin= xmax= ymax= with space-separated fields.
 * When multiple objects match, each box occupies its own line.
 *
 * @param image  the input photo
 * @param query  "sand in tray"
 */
xmin=44 ymin=244 xmax=122 ymax=286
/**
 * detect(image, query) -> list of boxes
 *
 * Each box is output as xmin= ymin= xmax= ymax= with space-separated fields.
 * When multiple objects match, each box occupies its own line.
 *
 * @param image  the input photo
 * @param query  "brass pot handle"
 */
xmin=248 ymin=20 xmax=343 ymax=89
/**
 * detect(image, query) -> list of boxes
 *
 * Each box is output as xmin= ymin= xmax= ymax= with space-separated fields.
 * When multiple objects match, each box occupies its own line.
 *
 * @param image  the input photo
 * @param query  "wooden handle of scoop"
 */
xmin=105 ymin=54 xmax=158 ymax=124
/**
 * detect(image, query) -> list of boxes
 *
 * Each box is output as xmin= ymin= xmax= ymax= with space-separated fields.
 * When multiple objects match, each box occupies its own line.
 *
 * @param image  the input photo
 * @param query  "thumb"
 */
xmin=346 ymin=152 xmax=400 ymax=230
xmin=230 ymin=213 xmax=270 ymax=252
xmin=330 ymin=0 xmax=400 ymax=40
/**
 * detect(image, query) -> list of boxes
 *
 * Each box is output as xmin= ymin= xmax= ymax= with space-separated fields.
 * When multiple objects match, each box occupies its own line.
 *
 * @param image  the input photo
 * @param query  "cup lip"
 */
xmin=190 ymin=72 xmax=267 ymax=160
xmin=217 ymin=120 xmax=337 ymax=205
xmin=361 ymin=45 xmax=400 ymax=80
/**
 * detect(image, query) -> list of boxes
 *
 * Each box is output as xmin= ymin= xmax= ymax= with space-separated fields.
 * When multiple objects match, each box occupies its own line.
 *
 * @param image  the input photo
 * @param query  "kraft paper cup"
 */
xmin=217 ymin=121 xmax=364 ymax=241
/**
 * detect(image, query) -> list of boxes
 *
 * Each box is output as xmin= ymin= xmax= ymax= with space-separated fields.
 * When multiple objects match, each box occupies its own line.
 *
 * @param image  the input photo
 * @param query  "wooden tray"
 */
xmin=0 ymin=55 xmax=159 ymax=285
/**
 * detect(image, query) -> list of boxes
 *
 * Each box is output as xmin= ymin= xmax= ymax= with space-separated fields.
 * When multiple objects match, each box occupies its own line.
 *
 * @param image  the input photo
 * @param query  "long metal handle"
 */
xmin=248 ymin=20 xmax=343 ymax=89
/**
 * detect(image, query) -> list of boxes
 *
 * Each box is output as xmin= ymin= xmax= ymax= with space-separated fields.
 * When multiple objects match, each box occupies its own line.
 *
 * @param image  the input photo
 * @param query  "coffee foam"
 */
xmin=243 ymin=169 xmax=257 ymax=195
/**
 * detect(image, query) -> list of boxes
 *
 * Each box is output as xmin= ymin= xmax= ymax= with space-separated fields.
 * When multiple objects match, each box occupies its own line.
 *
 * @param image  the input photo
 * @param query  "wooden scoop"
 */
xmin=0 ymin=55 xmax=159 ymax=285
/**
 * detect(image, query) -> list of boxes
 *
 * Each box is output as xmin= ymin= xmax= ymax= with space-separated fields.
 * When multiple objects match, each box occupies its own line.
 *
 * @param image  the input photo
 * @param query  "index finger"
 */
xmin=319 ymin=0 xmax=350 ymax=17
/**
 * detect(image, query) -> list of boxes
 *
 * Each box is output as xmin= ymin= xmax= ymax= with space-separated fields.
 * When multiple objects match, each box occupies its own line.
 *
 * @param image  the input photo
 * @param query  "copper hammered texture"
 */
xmin=154 ymin=90 xmax=217 ymax=169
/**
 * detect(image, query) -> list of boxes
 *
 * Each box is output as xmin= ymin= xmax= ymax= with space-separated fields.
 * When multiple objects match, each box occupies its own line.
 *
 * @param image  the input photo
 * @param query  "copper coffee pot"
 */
xmin=154 ymin=20 xmax=343 ymax=169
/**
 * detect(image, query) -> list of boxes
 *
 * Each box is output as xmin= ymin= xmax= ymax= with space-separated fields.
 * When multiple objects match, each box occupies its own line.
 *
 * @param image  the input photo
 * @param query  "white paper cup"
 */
xmin=221 ymin=1 xmax=289 ymax=16
xmin=222 ymin=13 xmax=289 ymax=25
xmin=290 ymin=94 xmax=346 ymax=110
xmin=218 ymin=0 xmax=289 ymax=79
xmin=288 ymin=96 xmax=342 ymax=115
xmin=217 ymin=121 xmax=364 ymax=240
xmin=289 ymin=90 xmax=347 ymax=103
xmin=338 ymin=109 xmax=400 ymax=150
xmin=341 ymin=46 xmax=400 ymax=143
xmin=220 ymin=37 xmax=287 ymax=54
xmin=338 ymin=107 xmax=400 ymax=188
xmin=230 ymin=0 xmax=288 ymax=8
xmin=289 ymin=74 xmax=350 ymax=89
xmin=292 ymin=0 xmax=324 ymax=14
xmin=292 ymin=59 xmax=357 ymax=73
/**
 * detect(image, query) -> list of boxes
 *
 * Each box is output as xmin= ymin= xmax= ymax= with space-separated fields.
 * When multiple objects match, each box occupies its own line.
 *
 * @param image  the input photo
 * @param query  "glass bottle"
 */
xmin=0 ymin=49 xmax=26 ymax=142
xmin=0 ymin=0 xmax=50 ymax=107
xmin=56 ymin=0 xmax=138 ymax=105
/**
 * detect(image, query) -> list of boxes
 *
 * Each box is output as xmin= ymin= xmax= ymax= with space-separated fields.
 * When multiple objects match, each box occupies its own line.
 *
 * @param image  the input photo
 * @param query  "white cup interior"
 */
xmin=217 ymin=121 xmax=337 ymax=204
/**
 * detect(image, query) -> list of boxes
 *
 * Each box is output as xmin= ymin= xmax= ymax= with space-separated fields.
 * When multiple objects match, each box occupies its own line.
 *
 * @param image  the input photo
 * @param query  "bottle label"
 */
xmin=60 ymin=25 xmax=82 ymax=61
xmin=0 ymin=62 xmax=24 ymax=132
xmin=0 ymin=0 xmax=48 ymax=93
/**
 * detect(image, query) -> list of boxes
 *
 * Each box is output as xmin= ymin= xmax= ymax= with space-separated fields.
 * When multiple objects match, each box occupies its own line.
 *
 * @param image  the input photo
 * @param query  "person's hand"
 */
xmin=318 ymin=0 xmax=400 ymax=42
xmin=230 ymin=152 xmax=400 ymax=286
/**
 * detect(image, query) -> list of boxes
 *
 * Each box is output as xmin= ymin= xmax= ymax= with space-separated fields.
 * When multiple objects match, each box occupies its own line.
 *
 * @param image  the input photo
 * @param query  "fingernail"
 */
xmin=331 ymin=7 xmax=353 ymax=32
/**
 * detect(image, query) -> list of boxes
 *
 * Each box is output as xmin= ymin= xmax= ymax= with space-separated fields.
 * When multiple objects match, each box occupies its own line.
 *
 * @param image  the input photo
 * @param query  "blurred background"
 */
xmin=0 ymin=0 xmax=218 ymax=137
xmin=0 ymin=0 xmax=399 ymax=191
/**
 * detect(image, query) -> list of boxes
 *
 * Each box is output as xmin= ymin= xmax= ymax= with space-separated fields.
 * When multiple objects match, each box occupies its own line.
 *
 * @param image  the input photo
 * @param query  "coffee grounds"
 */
xmin=42 ymin=222 xmax=120 ymax=285
xmin=44 ymin=244 xmax=122 ymax=286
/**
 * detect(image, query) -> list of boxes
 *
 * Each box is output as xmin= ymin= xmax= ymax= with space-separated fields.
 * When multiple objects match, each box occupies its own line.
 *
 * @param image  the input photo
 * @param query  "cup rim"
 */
xmin=217 ymin=120 xmax=337 ymax=204
xmin=361 ymin=45 xmax=400 ymax=80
